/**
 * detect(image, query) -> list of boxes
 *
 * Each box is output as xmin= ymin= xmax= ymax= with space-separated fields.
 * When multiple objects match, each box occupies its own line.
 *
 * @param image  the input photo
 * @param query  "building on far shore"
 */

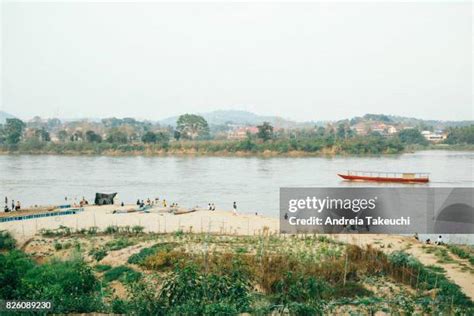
xmin=227 ymin=126 xmax=259 ymax=140
xmin=421 ymin=130 xmax=447 ymax=142
xmin=351 ymin=122 xmax=398 ymax=136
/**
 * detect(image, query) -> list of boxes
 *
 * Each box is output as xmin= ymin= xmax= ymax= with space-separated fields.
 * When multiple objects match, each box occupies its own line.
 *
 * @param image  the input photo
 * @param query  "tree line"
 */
xmin=1 ymin=115 xmax=473 ymax=155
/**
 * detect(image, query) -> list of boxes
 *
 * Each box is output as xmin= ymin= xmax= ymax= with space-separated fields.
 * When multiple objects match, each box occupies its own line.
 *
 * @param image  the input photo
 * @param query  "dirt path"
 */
xmin=405 ymin=243 xmax=474 ymax=301
xmin=339 ymin=234 xmax=474 ymax=301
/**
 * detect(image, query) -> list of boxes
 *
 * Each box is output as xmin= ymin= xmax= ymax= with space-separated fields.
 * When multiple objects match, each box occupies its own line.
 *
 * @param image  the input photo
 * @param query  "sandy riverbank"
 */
xmin=1 ymin=204 xmax=472 ymax=300
xmin=0 ymin=204 xmax=279 ymax=244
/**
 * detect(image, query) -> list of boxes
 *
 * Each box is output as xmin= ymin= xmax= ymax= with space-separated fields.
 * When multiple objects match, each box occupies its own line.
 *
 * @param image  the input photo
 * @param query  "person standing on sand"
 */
xmin=233 ymin=202 xmax=238 ymax=215
xmin=212 ymin=203 xmax=216 ymax=211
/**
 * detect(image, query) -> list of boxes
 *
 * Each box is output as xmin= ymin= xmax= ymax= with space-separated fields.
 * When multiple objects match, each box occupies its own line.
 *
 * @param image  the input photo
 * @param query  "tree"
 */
xmin=397 ymin=129 xmax=428 ymax=145
xmin=34 ymin=128 xmax=50 ymax=142
xmin=176 ymin=114 xmax=210 ymax=140
xmin=85 ymin=130 xmax=102 ymax=143
xmin=257 ymin=122 xmax=273 ymax=142
xmin=336 ymin=124 xmax=347 ymax=139
xmin=444 ymin=125 xmax=474 ymax=144
xmin=155 ymin=131 xmax=170 ymax=144
xmin=57 ymin=130 xmax=69 ymax=142
xmin=142 ymin=131 xmax=157 ymax=143
xmin=5 ymin=118 xmax=26 ymax=145
xmin=106 ymin=128 xmax=128 ymax=144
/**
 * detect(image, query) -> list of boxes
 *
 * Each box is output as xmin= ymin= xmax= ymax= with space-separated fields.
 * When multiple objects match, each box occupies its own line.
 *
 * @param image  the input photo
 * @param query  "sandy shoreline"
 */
xmin=0 ymin=204 xmax=279 ymax=244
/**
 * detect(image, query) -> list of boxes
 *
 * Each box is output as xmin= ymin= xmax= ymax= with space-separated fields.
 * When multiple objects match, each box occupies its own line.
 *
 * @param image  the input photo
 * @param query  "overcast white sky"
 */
xmin=1 ymin=1 xmax=472 ymax=121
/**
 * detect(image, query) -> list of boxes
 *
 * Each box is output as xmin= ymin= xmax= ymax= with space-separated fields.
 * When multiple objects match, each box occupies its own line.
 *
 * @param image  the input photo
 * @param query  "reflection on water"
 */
xmin=0 ymin=151 xmax=472 ymax=214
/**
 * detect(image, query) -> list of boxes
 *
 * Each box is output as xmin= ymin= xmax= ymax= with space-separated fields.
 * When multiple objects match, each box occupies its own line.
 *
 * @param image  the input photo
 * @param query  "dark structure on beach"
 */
xmin=94 ymin=193 xmax=117 ymax=205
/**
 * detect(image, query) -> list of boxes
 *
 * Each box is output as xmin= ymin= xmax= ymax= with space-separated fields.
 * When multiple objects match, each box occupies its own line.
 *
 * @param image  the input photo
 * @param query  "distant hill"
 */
xmin=345 ymin=114 xmax=473 ymax=129
xmin=0 ymin=111 xmax=17 ymax=124
xmin=159 ymin=110 xmax=310 ymax=128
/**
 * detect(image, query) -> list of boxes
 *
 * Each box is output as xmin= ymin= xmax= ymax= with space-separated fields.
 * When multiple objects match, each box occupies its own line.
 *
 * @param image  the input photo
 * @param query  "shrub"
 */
xmin=20 ymin=258 xmax=102 ymax=313
xmin=95 ymin=264 xmax=112 ymax=272
xmin=0 ymin=250 xmax=34 ymax=299
xmin=104 ymin=225 xmax=119 ymax=234
xmin=105 ymin=237 xmax=134 ymax=251
xmin=103 ymin=265 xmax=141 ymax=284
xmin=158 ymin=264 xmax=252 ymax=313
xmin=131 ymin=225 xmax=144 ymax=234
xmin=127 ymin=243 xmax=176 ymax=265
xmin=0 ymin=231 xmax=16 ymax=250
xmin=89 ymin=248 xmax=108 ymax=262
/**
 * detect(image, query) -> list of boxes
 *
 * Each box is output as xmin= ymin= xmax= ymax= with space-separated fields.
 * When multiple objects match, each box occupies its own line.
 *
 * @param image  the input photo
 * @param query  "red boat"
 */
xmin=338 ymin=170 xmax=429 ymax=183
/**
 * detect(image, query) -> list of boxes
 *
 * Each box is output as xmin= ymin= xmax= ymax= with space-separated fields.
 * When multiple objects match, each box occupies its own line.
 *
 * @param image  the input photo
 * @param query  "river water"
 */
xmin=1 ymin=150 xmax=473 ymax=243
xmin=1 ymin=150 xmax=472 ymax=214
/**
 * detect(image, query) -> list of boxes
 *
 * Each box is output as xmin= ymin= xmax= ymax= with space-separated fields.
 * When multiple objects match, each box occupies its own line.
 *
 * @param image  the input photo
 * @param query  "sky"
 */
xmin=1 ymin=1 xmax=472 ymax=122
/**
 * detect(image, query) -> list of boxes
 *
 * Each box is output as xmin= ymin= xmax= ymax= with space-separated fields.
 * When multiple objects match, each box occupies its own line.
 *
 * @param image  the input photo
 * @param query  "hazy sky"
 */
xmin=1 ymin=1 xmax=472 ymax=121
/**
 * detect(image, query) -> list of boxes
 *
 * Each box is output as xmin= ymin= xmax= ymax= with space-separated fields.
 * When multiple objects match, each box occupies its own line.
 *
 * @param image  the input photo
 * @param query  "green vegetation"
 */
xmin=447 ymin=244 xmax=474 ymax=265
xmin=3 ymin=114 xmax=471 ymax=156
xmin=444 ymin=125 xmax=474 ymax=144
xmin=0 ymin=231 xmax=16 ymax=250
xmin=95 ymin=264 xmax=112 ymax=272
xmin=103 ymin=265 xmax=141 ymax=283
xmin=127 ymin=242 xmax=177 ymax=265
xmin=0 ymin=250 xmax=102 ymax=313
xmin=397 ymin=128 xmax=429 ymax=145
xmin=176 ymin=113 xmax=210 ymax=140
xmin=1 ymin=229 xmax=473 ymax=314
xmin=388 ymin=251 xmax=472 ymax=308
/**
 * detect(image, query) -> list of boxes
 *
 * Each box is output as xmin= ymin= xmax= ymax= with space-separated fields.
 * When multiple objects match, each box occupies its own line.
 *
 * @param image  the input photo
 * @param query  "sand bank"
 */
xmin=0 ymin=204 xmax=278 ymax=244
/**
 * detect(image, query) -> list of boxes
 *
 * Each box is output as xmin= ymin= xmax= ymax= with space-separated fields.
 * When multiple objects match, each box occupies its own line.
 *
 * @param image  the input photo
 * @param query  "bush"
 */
xmin=95 ymin=264 xmax=112 ymax=272
xmin=104 ymin=225 xmax=119 ymax=234
xmin=105 ymin=237 xmax=134 ymax=251
xmin=131 ymin=225 xmax=144 ymax=234
xmin=0 ymin=250 xmax=34 ymax=299
xmin=0 ymin=231 xmax=16 ymax=250
xmin=103 ymin=265 xmax=141 ymax=284
xmin=90 ymin=248 xmax=108 ymax=262
xmin=20 ymin=258 xmax=102 ymax=313
xmin=53 ymin=242 xmax=63 ymax=251
xmin=128 ymin=243 xmax=176 ymax=265
xmin=158 ymin=264 xmax=252 ymax=314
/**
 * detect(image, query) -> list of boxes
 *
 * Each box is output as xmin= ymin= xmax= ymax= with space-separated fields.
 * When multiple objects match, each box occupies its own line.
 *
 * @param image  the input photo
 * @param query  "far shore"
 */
xmin=0 ymin=144 xmax=472 ymax=158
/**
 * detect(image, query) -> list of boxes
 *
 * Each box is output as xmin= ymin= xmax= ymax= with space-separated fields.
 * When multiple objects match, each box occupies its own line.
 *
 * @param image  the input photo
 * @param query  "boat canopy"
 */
xmin=345 ymin=170 xmax=430 ymax=178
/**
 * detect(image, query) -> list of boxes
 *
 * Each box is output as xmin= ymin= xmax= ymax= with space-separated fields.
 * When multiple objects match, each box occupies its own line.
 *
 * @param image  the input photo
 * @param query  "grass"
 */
xmin=3 ymin=231 xmax=473 ymax=314
xmin=447 ymin=244 xmax=474 ymax=266
xmin=102 ymin=265 xmax=141 ymax=283
xmin=94 ymin=264 xmax=112 ymax=272
xmin=127 ymin=242 xmax=177 ymax=265
xmin=104 ymin=237 xmax=134 ymax=251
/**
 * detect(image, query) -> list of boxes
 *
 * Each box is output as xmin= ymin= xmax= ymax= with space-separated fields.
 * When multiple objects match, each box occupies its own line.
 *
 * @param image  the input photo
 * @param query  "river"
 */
xmin=1 ymin=150 xmax=472 ymax=214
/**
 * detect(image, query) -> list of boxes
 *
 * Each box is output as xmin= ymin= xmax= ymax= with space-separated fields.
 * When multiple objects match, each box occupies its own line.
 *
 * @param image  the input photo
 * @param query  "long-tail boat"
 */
xmin=338 ymin=170 xmax=429 ymax=183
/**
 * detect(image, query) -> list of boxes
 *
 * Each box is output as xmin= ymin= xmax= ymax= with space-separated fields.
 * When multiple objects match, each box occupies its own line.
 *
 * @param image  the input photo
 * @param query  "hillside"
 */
xmin=347 ymin=114 xmax=473 ymax=129
xmin=159 ymin=110 xmax=315 ymax=128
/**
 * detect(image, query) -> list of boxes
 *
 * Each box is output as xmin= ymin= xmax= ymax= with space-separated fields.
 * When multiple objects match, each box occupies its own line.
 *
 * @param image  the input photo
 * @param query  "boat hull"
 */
xmin=338 ymin=174 xmax=429 ymax=183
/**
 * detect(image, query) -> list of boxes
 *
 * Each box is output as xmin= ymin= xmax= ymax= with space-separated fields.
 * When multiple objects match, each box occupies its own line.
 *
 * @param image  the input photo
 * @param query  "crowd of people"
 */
xmin=135 ymin=197 xmax=176 ymax=208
